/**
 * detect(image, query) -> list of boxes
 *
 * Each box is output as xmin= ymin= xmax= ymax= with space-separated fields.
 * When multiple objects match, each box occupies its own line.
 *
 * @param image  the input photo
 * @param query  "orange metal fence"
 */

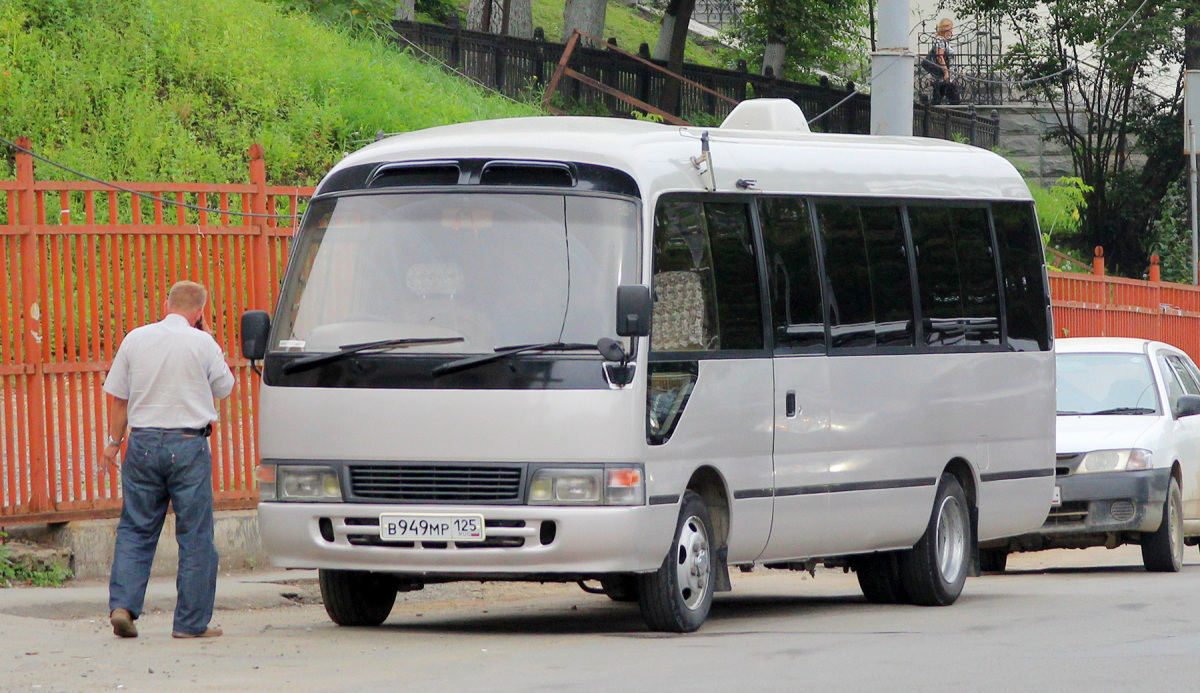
xmin=2 ymin=144 xmax=1200 ymax=526
xmin=1 ymin=139 xmax=312 ymax=525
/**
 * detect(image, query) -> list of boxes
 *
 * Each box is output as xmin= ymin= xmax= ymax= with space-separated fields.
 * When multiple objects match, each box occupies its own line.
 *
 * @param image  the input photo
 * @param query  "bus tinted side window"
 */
xmin=651 ymin=198 xmax=764 ymax=353
xmin=816 ymin=201 xmax=914 ymax=349
xmin=992 ymin=201 xmax=1051 ymax=351
xmin=759 ymin=197 xmax=824 ymax=352
xmin=908 ymin=205 xmax=1001 ymax=347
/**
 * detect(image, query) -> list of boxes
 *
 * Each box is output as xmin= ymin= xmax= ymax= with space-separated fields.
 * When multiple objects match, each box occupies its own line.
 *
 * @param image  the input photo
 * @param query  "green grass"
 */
xmin=0 ymin=0 xmax=538 ymax=185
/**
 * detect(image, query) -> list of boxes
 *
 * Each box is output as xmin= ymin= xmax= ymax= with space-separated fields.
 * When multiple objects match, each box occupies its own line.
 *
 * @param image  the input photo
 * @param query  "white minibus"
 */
xmin=242 ymin=99 xmax=1056 ymax=632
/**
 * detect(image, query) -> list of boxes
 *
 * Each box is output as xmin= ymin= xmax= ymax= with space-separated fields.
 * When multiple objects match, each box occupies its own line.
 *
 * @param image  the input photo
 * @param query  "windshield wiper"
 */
xmin=282 ymin=337 xmax=465 ymax=375
xmin=1056 ymin=410 xmax=1085 ymax=416
xmin=432 ymin=341 xmax=601 ymax=377
xmin=1083 ymin=407 xmax=1157 ymax=415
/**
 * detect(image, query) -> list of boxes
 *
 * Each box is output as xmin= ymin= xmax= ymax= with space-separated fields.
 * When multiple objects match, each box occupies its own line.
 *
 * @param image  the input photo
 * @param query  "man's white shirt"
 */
xmin=103 ymin=313 xmax=235 ymax=429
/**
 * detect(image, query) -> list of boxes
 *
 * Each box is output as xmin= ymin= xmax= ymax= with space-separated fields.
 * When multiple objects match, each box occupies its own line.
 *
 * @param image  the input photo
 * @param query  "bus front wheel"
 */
xmin=899 ymin=473 xmax=970 ymax=606
xmin=638 ymin=491 xmax=715 ymax=632
xmin=319 ymin=569 xmax=399 ymax=626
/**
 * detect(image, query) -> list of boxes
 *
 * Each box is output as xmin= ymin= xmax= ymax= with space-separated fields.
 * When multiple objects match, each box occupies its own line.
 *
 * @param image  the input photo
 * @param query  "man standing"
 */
xmin=101 ymin=281 xmax=234 ymax=639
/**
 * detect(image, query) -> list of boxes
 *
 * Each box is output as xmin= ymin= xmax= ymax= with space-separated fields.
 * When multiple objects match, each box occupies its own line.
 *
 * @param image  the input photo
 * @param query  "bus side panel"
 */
xmin=644 ymin=358 xmax=775 ymax=564
xmin=819 ymin=351 xmax=1053 ymax=554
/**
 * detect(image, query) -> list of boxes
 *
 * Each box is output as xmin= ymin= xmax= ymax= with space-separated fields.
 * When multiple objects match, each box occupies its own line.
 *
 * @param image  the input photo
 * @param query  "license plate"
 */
xmin=1051 ymin=486 xmax=1062 ymax=507
xmin=379 ymin=513 xmax=485 ymax=542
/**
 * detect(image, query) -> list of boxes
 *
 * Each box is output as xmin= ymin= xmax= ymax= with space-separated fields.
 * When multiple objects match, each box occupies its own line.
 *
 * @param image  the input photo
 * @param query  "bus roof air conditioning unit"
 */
xmin=719 ymin=98 xmax=811 ymax=133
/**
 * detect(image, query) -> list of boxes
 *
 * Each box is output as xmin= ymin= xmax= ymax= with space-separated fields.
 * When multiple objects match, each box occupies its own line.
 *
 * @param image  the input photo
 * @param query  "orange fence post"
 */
xmin=1093 ymin=246 xmax=1105 ymax=276
xmin=248 ymin=144 xmax=271 ymax=311
xmin=17 ymin=137 xmax=50 ymax=513
xmin=1149 ymin=254 xmax=1161 ymax=283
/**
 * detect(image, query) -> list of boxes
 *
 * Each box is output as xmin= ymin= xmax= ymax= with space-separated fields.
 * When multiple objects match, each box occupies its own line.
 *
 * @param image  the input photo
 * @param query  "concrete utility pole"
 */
xmin=1186 ymin=8 xmax=1200 ymax=284
xmin=870 ymin=0 xmax=914 ymax=136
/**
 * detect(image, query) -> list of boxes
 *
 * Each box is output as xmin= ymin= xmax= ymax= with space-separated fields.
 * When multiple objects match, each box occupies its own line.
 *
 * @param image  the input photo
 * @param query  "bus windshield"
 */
xmin=273 ymin=192 xmax=640 ymax=354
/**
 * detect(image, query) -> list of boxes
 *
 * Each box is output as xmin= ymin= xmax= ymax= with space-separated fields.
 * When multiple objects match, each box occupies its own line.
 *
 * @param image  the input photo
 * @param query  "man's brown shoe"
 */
xmin=110 ymin=608 xmax=137 ymax=638
xmin=172 ymin=627 xmax=222 ymax=639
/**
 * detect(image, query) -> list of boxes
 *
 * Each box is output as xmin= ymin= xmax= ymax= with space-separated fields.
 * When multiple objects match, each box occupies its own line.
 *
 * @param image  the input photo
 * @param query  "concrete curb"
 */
xmin=5 ymin=510 xmax=271 ymax=580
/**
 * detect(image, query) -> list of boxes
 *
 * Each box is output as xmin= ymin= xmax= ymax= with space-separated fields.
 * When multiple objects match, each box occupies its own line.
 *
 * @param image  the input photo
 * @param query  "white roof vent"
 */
xmin=719 ymin=98 xmax=811 ymax=133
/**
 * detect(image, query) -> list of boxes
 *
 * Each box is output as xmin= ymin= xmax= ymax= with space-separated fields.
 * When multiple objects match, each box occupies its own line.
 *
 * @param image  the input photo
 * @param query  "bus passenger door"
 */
xmin=756 ymin=197 xmax=835 ymax=559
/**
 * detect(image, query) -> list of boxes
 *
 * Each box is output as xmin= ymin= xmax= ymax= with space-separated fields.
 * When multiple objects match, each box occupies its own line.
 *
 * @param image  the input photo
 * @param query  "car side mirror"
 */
xmin=1176 ymin=394 xmax=1200 ymax=418
xmin=241 ymin=310 xmax=271 ymax=361
xmin=615 ymin=285 xmax=652 ymax=337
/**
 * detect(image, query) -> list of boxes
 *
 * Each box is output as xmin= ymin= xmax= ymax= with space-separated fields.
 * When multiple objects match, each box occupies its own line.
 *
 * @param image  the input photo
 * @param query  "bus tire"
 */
xmin=600 ymin=574 xmax=640 ymax=602
xmin=638 ymin=491 xmax=715 ymax=632
xmin=899 ymin=473 xmax=970 ymax=606
xmin=979 ymin=547 xmax=1008 ymax=573
xmin=1141 ymin=477 xmax=1183 ymax=573
xmin=319 ymin=569 xmax=398 ymax=626
xmin=855 ymin=552 xmax=909 ymax=604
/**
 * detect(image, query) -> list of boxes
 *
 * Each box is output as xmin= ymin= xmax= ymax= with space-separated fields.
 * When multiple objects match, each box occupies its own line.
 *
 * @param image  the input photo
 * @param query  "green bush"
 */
xmin=0 ymin=0 xmax=537 ymax=185
xmin=1031 ymin=176 xmax=1092 ymax=272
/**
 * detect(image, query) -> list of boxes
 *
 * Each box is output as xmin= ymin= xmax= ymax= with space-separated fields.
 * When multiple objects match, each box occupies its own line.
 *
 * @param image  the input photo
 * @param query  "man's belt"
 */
xmin=131 ymin=424 xmax=213 ymax=437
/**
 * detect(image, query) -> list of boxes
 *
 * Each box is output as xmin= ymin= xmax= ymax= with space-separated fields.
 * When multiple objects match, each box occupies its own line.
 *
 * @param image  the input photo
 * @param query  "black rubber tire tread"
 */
xmin=601 ymin=574 xmax=640 ymax=602
xmin=637 ymin=490 xmax=715 ymax=633
xmin=899 ymin=473 xmax=971 ymax=606
xmin=1142 ymin=477 xmax=1183 ymax=573
xmin=319 ymin=569 xmax=399 ymax=626
xmin=979 ymin=548 xmax=1008 ymax=573
xmin=855 ymin=552 xmax=909 ymax=604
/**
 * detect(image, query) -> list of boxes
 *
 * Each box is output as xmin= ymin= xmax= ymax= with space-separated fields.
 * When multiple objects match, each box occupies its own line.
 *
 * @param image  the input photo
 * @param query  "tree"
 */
xmin=467 ymin=0 xmax=533 ymax=38
xmin=653 ymin=0 xmax=697 ymax=114
xmin=722 ymin=0 xmax=870 ymax=82
xmin=563 ymin=0 xmax=608 ymax=46
xmin=947 ymin=0 xmax=1188 ymax=276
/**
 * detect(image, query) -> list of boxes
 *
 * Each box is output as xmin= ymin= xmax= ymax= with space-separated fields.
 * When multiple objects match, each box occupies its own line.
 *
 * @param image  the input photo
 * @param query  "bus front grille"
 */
xmin=348 ymin=464 xmax=524 ymax=502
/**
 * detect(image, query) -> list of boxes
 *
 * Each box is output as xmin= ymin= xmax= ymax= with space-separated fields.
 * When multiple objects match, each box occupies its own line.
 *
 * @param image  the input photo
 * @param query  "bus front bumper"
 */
xmin=257 ymin=501 xmax=679 ymax=577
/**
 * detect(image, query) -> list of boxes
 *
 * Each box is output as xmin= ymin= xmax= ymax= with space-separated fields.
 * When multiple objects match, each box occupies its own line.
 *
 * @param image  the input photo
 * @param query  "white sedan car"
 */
xmin=982 ymin=337 xmax=1200 ymax=572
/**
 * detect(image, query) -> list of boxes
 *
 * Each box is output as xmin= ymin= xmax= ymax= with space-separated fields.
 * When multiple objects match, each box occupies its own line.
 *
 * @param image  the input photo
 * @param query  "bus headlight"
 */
xmin=1078 ymin=449 xmax=1152 ymax=473
xmin=528 ymin=466 xmax=644 ymax=505
xmin=273 ymin=465 xmax=343 ymax=501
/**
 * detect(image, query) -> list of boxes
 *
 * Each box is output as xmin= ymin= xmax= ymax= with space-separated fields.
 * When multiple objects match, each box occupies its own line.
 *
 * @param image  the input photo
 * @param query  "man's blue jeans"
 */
xmin=108 ymin=429 xmax=219 ymax=635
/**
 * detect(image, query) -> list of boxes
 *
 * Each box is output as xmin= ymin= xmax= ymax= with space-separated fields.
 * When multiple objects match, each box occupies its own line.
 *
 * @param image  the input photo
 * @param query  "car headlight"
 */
xmin=1077 ymin=449 xmax=1153 ymax=473
xmin=262 ymin=464 xmax=343 ymax=502
xmin=528 ymin=466 xmax=645 ymax=506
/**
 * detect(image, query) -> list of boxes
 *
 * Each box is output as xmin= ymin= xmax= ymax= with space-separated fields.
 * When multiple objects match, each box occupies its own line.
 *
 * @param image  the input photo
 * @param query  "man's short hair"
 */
xmin=167 ymin=281 xmax=208 ymax=312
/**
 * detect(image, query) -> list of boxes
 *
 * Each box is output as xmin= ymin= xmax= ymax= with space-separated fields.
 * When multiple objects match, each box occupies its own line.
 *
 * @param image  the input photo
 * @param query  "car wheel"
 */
xmin=899 ymin=472 xmax=971 ymax=606
xmin=1142 ymin=477 xmax=1183 ymax=573
xmin=319 ymin=569 xmax=399 ymax=626
xmin=855 ymin=551 xmax=910 ymax=604
xmin=979 ymin=547 xmax=1008 ymax=573
xmin=637 ymin=490 xmax=715 ymax=632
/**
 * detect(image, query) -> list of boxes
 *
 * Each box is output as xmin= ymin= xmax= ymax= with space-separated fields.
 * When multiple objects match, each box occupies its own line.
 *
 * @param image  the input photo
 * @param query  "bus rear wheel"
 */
xmin=319 ymin=569 xmax=399 ymax=626
xmin=638 ymin=491 xmax=715 ymax=632
xmin=899 ymin=473 xmax=970 ymax=606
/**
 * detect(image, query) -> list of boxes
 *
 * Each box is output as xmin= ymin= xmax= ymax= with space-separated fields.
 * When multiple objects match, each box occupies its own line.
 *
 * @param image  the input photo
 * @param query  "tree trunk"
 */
xmin=563 ymin=0 xmax=609 ymax=47
xmin=394 ymin=0 xmax=415 ymax=21
xmin=656 ymin=0 xmax=696 ymax=116
xmin=468 ymin=0 xmax=533 ymax=37
xmin=762 ymin=42 xmax=786 ymax=77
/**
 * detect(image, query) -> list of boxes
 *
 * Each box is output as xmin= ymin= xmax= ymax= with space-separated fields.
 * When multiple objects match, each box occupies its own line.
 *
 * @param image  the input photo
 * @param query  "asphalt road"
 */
xmin=3 ymin=545 xmax=1199 ymax=692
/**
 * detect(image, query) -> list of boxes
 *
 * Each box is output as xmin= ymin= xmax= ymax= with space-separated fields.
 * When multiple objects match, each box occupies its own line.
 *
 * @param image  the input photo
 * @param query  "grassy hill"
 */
xmin=0 ymin=0 xmax=538 ymax=185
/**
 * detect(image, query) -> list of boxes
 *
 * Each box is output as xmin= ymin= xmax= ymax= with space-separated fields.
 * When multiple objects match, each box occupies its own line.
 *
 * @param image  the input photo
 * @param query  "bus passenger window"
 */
xmin=651 ymin=199 xmax=764 ymax=353
xmin=759 ymin=197 xmax=824 ymax=353
xmin=815 ymin=201 xmax=913 ymax=349
xmin=992 ymin=202 xmax=1051 ymax=351
xmin=908 ymin=206 xmax=1001 ymax=347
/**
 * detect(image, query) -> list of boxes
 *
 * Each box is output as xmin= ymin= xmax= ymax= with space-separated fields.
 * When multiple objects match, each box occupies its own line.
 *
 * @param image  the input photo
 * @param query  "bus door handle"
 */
xmin=785 ymin=391 xmax=798 ymax=418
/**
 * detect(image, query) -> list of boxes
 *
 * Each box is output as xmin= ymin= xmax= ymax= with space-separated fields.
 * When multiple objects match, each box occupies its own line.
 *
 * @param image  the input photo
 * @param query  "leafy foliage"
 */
xmin=0 ymin=533 xmax=73 ymax=588
xmin=945 ymin=0 xmax=1188 ymax=276
xmin=0 ymin=0 xmax=536 ymax=185
xmin=1031 ymin=176 xmax=1092 ymax=272
xmin=719 ymin=0 xmax=870 ymax=82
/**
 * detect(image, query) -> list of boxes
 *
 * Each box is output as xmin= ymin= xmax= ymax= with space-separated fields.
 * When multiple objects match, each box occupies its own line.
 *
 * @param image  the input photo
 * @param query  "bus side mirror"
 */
xmin=241 ymin=310 xmax=271 ymax=360
xmin=616 ymin=285 xmax=652 ymax=337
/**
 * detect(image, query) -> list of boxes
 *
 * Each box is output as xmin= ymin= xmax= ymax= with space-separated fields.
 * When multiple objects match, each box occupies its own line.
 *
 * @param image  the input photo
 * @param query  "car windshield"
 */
xmin=1056 ymin=352 xmax=1161 ymax=415
xmin=272 ymin=192 xmax=640 ymax=354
